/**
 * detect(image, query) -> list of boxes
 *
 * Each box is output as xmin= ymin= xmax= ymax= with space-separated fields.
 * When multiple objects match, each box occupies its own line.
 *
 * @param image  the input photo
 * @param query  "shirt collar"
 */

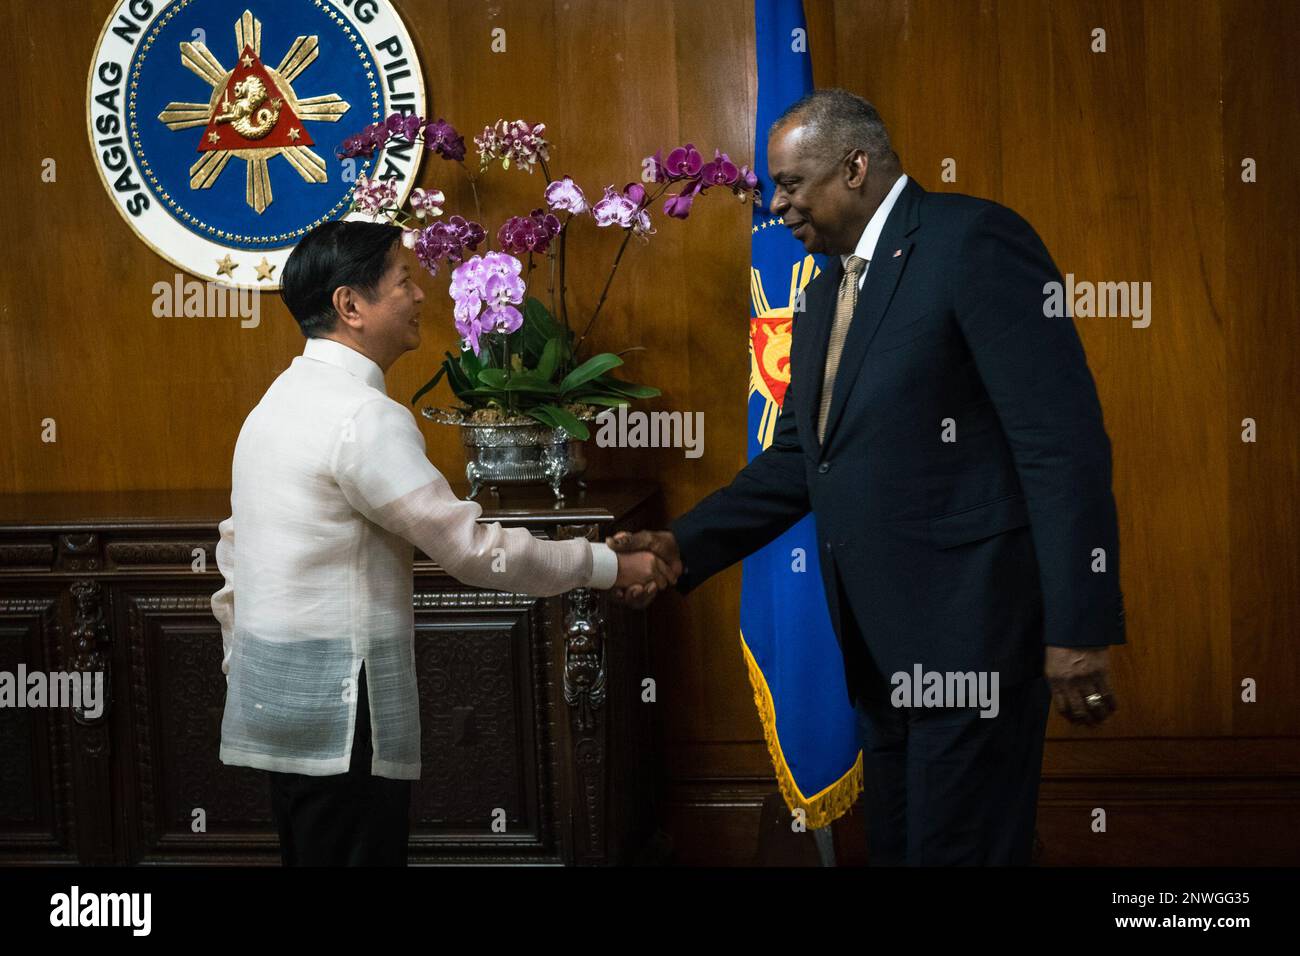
xmin=301 ymin=337 xmax=387 ymax=395
xmin=842 ymin=172 xmax=910 ymax=268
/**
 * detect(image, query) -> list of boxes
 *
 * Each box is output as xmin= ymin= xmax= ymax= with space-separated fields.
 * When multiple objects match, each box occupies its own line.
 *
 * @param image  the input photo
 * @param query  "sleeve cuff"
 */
xmin=587 ymin=542 xmax=619 ymax=590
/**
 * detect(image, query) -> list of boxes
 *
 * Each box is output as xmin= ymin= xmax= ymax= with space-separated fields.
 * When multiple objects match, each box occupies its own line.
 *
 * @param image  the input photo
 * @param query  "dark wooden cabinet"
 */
xmin=0 ymin=482 xmax=665 ymax=865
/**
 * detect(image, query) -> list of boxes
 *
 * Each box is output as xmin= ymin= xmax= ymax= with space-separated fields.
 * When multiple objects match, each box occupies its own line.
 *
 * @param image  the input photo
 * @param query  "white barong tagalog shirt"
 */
xmin=211 ymin=336 xmax=618 ymax=779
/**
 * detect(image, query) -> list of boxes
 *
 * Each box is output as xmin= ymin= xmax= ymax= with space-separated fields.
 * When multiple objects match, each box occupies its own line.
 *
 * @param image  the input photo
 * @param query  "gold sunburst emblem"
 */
xmin=156 ymin=9 xmax=350 ymax=213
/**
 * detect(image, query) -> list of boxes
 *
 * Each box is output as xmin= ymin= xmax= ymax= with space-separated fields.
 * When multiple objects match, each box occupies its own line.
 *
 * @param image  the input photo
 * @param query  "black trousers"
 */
xmin=840 ymin=574 xmax=1051 ymax=865
xmin=854 ymin=671 xmax=1051 ymax=865
xmin=266 ymin=663 xmax=411 ymax=866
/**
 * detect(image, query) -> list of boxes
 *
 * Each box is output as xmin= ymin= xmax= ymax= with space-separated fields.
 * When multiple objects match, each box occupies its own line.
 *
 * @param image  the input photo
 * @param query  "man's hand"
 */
xmin=1044 ymin=645 xmax=1117 ymax=726
xmin=606 ymin=530 xmax=683 ymax=608
xmin=613 ymin=549 xmax=676 ymax=604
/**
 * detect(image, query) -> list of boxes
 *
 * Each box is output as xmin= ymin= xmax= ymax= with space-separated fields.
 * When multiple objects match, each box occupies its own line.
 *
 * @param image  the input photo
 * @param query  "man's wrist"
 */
xmin=587 ymin=541 xmax=619 ymax=589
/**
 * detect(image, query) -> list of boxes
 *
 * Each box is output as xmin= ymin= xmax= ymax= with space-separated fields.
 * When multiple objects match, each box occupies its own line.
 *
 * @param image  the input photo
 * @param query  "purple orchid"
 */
xmin=591 ymin=186 xmax=629 ymax=227
xmin=338 ymin=114 xmax=466 ymax=163
xmin=663 ymin=179 xmax=704 ymax=219
xmin=422 ymin=118 xmax=466 ymax=162
xmin=591 ymin=184 xmax=637 ymax=227
xmin=545 ymin=176 xmax=588 ymax=214
xmin=413 ymin=215 xmax=486 ymax=276
xmin=350 ymin=174 xmax=399 ymax=218
xmin=700 ymin=149 xmax=739 ymax=187
xmin=498 ymin=208 xmax=562 ymax=255
xmin=734 ymin=164 xmax=760 ymax=198
xmin=650 ymin=143 xmax=761 ymax=216
xmin=336 ymin=111 xmax=762 ymax=379
xmin=664 ymin=143 xmax=703 ymax=179
xmin=337 ymin=121 xmax=389 ymax=159
xmin=449 ymin=252 xmax=526 ymax=354
xmin=408 ymin=187 xmax=445 ymax=219
xmin=592 ymin=184 xmax=654 ymax=238
xmin=452 ymin=216 xmax=486 ymax=250
xmin=336 ymin=134 xmax=366 ymax=159
xmin=475 ymin=119 xmax=551 ymax=173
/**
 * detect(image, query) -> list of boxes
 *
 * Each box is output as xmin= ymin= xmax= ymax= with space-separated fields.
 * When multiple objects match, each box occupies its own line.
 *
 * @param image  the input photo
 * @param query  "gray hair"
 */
xmin=769 ymin=88 xmax=899 ymax=172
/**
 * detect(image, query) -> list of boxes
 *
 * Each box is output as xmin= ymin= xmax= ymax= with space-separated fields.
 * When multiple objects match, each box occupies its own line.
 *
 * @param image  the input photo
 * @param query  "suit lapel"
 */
xmin=818 ymin=178 xmax=923 ymax=456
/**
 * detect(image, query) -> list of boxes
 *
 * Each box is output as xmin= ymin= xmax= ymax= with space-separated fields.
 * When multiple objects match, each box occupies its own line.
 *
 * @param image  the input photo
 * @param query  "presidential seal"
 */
xmin=88 ymin=0 xmax=426 ymax=290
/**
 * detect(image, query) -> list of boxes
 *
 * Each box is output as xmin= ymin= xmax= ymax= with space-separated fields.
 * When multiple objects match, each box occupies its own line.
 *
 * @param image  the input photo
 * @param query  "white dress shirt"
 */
xmin=842 ymin=172 xmax=909 ymax=288
xmin=212 ymin=336 xmax=618 ymax=779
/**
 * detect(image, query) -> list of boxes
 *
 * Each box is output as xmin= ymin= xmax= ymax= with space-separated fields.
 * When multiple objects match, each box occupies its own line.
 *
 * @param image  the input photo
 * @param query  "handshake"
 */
xmin=606 ymin=530 xmax=683 ymax=608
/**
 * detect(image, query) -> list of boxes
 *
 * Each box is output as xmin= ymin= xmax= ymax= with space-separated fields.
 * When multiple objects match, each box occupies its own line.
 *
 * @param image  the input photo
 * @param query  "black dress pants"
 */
xmin=838 ymin=569 xmax=1051 ymax=866
xmin=854 ymin=670 xmax=1051 ymax=865
xmin=266 ymin=663 xmax=412 ymax=866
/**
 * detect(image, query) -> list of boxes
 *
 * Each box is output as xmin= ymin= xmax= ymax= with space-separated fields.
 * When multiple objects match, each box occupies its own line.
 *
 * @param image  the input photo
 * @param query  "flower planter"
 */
xmin=340 ymin=113 xmax=757 ymax=492
xmin=422 ymin=408 xmax=590 ymax=501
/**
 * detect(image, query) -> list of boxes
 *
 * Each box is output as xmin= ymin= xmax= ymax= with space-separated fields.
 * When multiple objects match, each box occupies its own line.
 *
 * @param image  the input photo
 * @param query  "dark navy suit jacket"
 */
xmin=672 ymin=177 xmax=1126 ymax=705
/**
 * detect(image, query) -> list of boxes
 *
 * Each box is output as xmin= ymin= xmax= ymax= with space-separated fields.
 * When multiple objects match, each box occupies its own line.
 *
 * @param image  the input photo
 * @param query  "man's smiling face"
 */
xmin=766 ymin=120 xmax=865 ymax=256
xmin=355 ymin=244 xmax=425 ymax=360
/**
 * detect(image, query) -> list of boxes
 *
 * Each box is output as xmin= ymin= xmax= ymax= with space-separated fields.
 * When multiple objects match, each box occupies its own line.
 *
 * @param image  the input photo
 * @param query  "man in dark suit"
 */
xmin=609 ymin=88 xmax=1125 ymax=865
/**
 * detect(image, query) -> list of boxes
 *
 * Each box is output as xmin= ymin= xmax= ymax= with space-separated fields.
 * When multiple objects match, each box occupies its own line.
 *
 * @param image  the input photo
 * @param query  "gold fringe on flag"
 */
xmin=739 ymin=633 xmax=863 ymax=830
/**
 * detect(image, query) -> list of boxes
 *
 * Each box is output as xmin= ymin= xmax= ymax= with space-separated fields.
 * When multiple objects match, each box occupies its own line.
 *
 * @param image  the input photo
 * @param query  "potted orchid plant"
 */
xmin=337 ymin=112 xmax=759 ymax=498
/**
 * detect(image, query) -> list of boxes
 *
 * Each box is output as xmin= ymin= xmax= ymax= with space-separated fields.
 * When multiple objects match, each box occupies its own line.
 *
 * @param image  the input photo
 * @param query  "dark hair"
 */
xmin=769 ymin=88 xmax=899 ymax=173
xmin=281 ymin=220 xmax=402 ymax=338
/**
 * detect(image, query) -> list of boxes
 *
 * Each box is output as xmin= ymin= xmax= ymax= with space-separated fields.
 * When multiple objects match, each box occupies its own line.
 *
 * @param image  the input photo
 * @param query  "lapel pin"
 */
xmin=892 ymin=248 xmax=902 ymax=257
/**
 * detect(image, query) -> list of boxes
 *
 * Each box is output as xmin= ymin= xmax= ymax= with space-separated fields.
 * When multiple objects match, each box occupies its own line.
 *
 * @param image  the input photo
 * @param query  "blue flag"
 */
xmin=740 ymin=0 xmax=861 ymax=828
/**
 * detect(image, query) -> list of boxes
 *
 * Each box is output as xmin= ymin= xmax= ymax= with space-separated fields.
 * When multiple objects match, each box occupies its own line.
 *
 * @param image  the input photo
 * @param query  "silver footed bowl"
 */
xmin=421 ymin=408 xmax=590 ymax=501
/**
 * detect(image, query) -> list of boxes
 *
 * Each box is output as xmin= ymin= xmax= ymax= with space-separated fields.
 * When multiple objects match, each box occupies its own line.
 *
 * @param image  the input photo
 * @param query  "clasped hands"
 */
xmin=606 ymin=530 xmax=682 ymax=607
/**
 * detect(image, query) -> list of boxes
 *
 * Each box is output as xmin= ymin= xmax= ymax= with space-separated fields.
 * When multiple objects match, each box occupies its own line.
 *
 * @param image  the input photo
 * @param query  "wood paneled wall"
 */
xmin=1 ymin=0 xmax=1295 ymax=864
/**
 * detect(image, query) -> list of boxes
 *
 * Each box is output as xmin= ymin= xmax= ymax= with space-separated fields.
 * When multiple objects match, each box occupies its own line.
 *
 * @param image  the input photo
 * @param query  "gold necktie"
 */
xmin=817 ymin=255 xmax=868 ymax=443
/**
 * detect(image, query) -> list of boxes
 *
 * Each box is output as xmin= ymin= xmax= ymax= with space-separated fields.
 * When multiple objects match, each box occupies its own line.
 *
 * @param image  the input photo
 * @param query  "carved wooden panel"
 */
xmin=116 ymin=587 xmax=272 ymax=863
xmin=410 ymin=588 xmax=554 ymax=862
xmin=0 ymin=588 xmax=75 ymax=860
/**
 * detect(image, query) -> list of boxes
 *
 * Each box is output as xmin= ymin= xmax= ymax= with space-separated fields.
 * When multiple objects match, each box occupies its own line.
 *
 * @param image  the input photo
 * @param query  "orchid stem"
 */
xmin=574 ymin=229 xmax=632 ymax=356
xmin=547 ymin=246 xmax=559 ymax=339
xmin=573 ymin=182 xmax=671 ymax=356
xmin=559 ymin=218 xmax=571 ymax=351
xmin=459 ymin=161 xmax=483 ymax=225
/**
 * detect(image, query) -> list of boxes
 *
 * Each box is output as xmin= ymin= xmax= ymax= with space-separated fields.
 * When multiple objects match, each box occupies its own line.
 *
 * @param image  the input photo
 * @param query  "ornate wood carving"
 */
xmin=0 ymin=594 xmax=75 ymax=853
xmin=562 ymin=588 xmax=607 ymax=731
xmin=68 ymin=580 xmax=110 ymax=728
xmin=57 ymin=534 xmax=100 ymax=573
xmin=0 ymin=543 xmax=54 ymax=570
xmin=124 ymin=591 xmax=223 ymax=849
xmin=107 ymin=542 xmax=214 ymax=568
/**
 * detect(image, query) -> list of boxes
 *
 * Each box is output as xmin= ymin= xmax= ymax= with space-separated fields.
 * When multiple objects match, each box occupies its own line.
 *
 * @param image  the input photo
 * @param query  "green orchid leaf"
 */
xmin=520 ymin=297 xmax=562 ymax=363
xmin=477 ymin=368 xmax=508 ymax=388
xmin=570 ymin=394 xmax=631 ymax=409
xmin=502 ymin=371 xmax=560 ymax=393
xmin=445 ymin=352 xmax=474 ymax=391
xmin=525 ymin=403 xmax=590 ymax=441
xmin=536 ymin=337 xmax=561 ymax=381
xmin=592 ymin=374 xmax=661 ymax=399
xmin=560 ymin=353 xmax=623 ymax=394
xmin=410 ymin=363 xmax=448 ymax=405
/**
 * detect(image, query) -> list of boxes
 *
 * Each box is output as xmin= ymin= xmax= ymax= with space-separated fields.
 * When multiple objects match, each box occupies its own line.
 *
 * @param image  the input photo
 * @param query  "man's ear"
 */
xmin=846 ymin=148 xmax=869 ymax=190
xmin=331 ymin=285 xmax=362 ymax=333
